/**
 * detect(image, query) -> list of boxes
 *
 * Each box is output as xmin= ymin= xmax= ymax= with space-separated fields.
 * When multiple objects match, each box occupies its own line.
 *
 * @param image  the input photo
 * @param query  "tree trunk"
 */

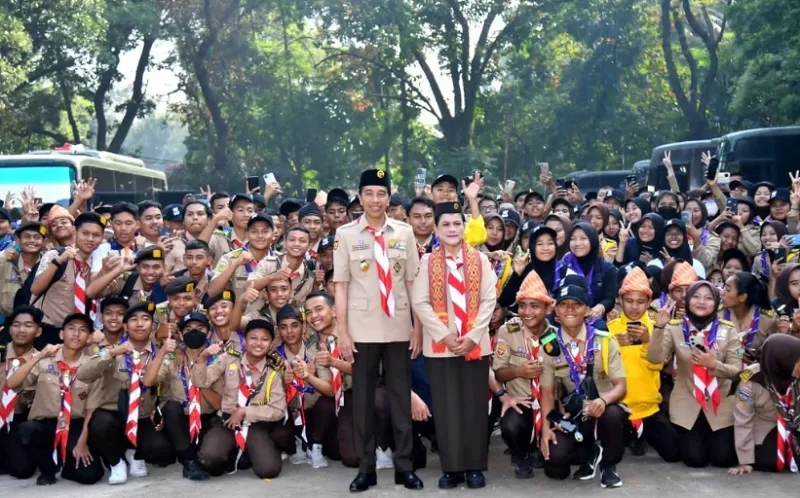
xmin=108 ymin=36 xmax=155 ymax=153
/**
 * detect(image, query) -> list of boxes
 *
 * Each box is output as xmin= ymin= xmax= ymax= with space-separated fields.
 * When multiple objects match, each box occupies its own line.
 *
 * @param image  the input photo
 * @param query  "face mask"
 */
xmin=657 ymin=206 xmax=679 ymax=221
xmin=704 ymin=200 xmax=719 ymax=218
xmin=183 ymin=329 xmax=208 ymax=350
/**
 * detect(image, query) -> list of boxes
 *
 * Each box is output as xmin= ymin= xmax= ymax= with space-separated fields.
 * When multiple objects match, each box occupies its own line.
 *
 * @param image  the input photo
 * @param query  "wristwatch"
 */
xmin=495 ymin=389 xmax=506 ymax=398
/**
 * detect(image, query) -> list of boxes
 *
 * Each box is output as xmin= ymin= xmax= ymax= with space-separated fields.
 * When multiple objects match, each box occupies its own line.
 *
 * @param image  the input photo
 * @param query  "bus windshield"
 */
xmin=0 ymin=164 xmax=76 ymax=203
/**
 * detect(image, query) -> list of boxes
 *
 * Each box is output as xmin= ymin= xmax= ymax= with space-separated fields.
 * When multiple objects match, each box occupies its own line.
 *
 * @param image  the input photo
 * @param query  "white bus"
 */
xmin=0 ymin=145 xmax=167 ymax=204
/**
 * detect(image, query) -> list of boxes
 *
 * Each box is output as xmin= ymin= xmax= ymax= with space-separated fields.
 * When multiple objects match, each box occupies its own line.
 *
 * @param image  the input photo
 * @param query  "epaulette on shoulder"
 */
xmin=229 ymin=248 xmax=244 ymax=257
xmin=224 ymin=347 xmax=241 ymax=358
xmin=212 ymin=229 xmax=227 ymax=237
xmin=669 ymin=318 xmax=682 ymax=325
xmin=506 ymin=318 xmax=521 ymax=333
xmin=719 ymin=319 xmax=735 ymax=328
xmin=761 ymin=308 xmax=774 ymax=318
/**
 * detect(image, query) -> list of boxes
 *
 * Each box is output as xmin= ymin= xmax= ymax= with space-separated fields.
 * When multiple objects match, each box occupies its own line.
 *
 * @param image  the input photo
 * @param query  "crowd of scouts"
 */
xmin=1 ymin=159 xmax=799 ymax=492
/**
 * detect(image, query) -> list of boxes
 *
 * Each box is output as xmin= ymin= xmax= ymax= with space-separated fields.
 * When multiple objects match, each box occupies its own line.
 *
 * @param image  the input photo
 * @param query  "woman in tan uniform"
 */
xmin=720 ymin=272 xmax=777 ymax=354
xmin=412 ymin=201 xmax=496 ymax=490
xmin=649 ymin=281 xmax=740 ymax=468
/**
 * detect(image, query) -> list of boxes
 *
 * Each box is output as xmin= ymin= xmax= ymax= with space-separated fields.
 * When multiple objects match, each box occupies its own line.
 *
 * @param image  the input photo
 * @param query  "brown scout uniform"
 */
xmin=306 ymin=332 xmax=353 ymax=392
xmin=209 ymin=229 xmax=247 ymax=266
xmin=249 ymin=255 xmax=312 ymax=310
xmin=411 ymin=251 xmax=495 ymax=358
xmin=0 ymin=254 xmax=35 ymax=316
xmin=76 ymin=346 xmax=158 ymax=418
xmin=332 ymin=215 xmax=418 ymax=342
xmin=166 ymin=237 xmax=187 ymax=273
xmin=717 ymin=307 xmax=777 ymax=352
xmin=193 ymin=353 xmax=287 ymax=422
xmin=214 ymin=247 xmax=276 ymax=313
xmin=1 ymin=348 xmax=38 ymax=417
xmin=647 ymin=319 xmax=740 ymax=430
xmin=734 ymin=378 xmax=778 ymax=465
xmin=20 ymin=351 xmax=102 ymax=420
xmin=279 ymin=343 xmax=330 ymax=410
xmin=34 ymin=250 xmax=94 ymax=328
xmin=156 ymin=355 xmax=224 ymax=415
xmin=493 ymin=318 xmax=558 ymax=399
xmin=540 ymin=326 xmax=626 ymax=397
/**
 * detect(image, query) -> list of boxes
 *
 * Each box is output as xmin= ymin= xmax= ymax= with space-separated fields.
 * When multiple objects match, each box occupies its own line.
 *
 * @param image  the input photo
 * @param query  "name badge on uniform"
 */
xmin=352 ymin=243 xmax=370 ymax=251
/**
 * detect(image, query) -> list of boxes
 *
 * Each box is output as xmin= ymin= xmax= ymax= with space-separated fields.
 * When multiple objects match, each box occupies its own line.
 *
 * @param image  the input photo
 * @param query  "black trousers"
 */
xmin=427 ymin=356 xmax=490 ymax=473
xmin=501 ymin=406 xmax=535 ymax=459
xmin=88 ymin=408 xmax=175 ymax=468
xmin=161 ymin=401 xmax=219 ymax=463
xmin=198 ymin=420 xmax=293 ymax=478
xmin=0 ymin=414 xmax=36 ymax=479
xmin=625 ymin=410 xmax=681 ymax=462
xmin=17 ymin=418 xmax=104 ymax=484
xmin=544 ymin=404 xmax=627 ymax=480
xmin=674 ymin=412 xmax=737 ymax=468
xmin=352 ymin=341 xmax=413 ymax=473
xmin=753 ymin=427 xmax=785 ymax=473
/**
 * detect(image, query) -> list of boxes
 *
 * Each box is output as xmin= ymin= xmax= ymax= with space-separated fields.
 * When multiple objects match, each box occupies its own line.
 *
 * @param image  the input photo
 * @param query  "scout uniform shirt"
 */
xmin=332 ymin=216 xmax=418 ymax=343
xmin=154 ymin=302 xmax=205 ymax=331
xmin=212 ymin=328 xmax=247 ymax=356
xmin=249 ymin=255 xmax=313 ymax=309
xmin=647 ymin=319 xmax=740 ymax=431
xmin=493 ymin=317 xmax=557 ymax=399
xmin=193 ymin=353 xmax=287 ymax=423
xmin=1 ymin=348 xmax=38 ymax=418
xmin=34 ymin=250 xmax=94 ymax=327
xmin=307 ymin=331 xmax=353 ymax=391
xmin=76 ymin=344 xmax=158 ymax=418
xmin=276 ymin=342 xmax=331 ymax=410
xmin=717 ymin=306 xmax=777 ymax=353
xmin=156 ymin=353 xmax=224 ymax=415
xmin=214 ymin=247 xmax=275 ymax=313
xmin=19 ymin=350 xmax=102 ymax=421
xmin=540 ymin=325 xmax=626 ymax=399
xmin=0 ymin=252 xmax=36 ymax=316
xmin=411 ymin=248 xmax=496 ymax=358
xmin=209 ymin=229 xmax=247 ymax=266
xmin=734 ymin=378 xmax=778 ymax=466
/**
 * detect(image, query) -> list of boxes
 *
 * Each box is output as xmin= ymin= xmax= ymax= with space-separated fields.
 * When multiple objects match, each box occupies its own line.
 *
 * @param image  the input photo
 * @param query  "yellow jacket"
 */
xmin=465 ymin=215 xmax=487 ymax=248
xmin=607 ymin=312 xmax=663 ymax=420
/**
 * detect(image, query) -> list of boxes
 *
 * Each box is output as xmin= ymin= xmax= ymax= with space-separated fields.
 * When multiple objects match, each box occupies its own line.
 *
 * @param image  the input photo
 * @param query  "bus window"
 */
xmin=734 ymin=137 xmax=773 ymax=160
xmin=117 ymin=171 xmax=135 ymax=192
xmin=86 ymin=166 xmax=115 ymax=193
xmin=154 ymin=178 xmax=165 ymax=191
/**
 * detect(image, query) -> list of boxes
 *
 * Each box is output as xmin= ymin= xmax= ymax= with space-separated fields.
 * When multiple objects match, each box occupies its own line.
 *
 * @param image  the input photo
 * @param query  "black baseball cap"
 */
xmin=555 ymin=284 xmax=590 ymax=306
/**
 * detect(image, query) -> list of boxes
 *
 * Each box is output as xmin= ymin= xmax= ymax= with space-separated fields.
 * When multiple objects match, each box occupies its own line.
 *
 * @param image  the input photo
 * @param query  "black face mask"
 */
xmin=657 ymin=206 xmax=680 ymax=222
xmin=183 ymin=329 xmax=208 ymax=350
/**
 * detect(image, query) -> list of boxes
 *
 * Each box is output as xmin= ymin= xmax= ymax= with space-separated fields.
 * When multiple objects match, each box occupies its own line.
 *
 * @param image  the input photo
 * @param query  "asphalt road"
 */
xmin=2 ymin=437 xmax=797 ymax=497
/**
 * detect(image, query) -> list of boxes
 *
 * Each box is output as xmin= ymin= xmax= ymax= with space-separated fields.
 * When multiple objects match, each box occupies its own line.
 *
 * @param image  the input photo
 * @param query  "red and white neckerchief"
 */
xmin=186 ymin=366 xmax=201 ymax=444
xmin=446 ymin=255 xmax=467 ymax=336
xmin=0 ymin=358 xmax=25 ymax=430
xmin=54 ymin=360 xmax=77 ymax=464
xmin=327 ymin=335 xmax=344 ymax=416
xmin=526 ymin=336 xmax=542 ymax=442
xmin=686 ymin=321 xmax=721 ymax=414
xmin=630 ymin=418 xmax=644 ymax=439
xmin=231 ymin=237 xmax=244 ymax=250
xmin=365 ymin=225 xmax=395 ymax=317
xmin=285 ymin=378 xmax=307 ymax=444
xmin=73 ymin=260 xmax=90 ymax=314
xmin=125 ymin=351 xmax=143 ymax=447
xmin=281 ymin=255 xmax=302 ymax=280
xmin=234 ymin=363 xmax=260 ymax=452
xmin=777 ymin=387 xmax=799 ymax=473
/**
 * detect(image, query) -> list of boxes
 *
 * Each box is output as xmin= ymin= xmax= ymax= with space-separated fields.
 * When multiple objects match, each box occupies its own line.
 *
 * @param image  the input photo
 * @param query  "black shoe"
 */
xmin=531 ymin=449 xmax=545 ymax=469
xmin=349 ymin=472 xmax=377 ymax=492
xmin=183 ymin=460 xmax=210 ymax=481
xmin=438 ymin=472 xmax=465 ymax=489
xmin=600 ymin=464 xmax=623 ymax=488
xmin=628 ymin=437 xmax=648 ymax=456
xmin=36 ymin=474 xmax=57 ymax=486
xmin=466 ymin=471 xmax=486 ymax=489
xmin=395 ymin=471 xmax=424 ymax=490
xmin=512 ymin=454 xmax=534 ymax=479
xmin=573 ymin=443 xmax=603 ymax=481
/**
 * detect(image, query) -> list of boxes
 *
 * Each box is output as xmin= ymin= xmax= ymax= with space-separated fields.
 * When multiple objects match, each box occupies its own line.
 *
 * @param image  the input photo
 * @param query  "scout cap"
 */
xmin=556 ymin=285 xmax=590 ymax=306
xmin=179 ymin=311 xmax=210 ymax=330
xmin=123 ymin=301 xmax=156 ymax=322
xmin=134 ymin=246 xmax=164 ymax=264
xmin=359 ymin=169 xmax=391 ymax=191
xmin=205 ymin=290 xmax=235 ymax=309
xmin=165 ymin=276 xmax=195 ymax=296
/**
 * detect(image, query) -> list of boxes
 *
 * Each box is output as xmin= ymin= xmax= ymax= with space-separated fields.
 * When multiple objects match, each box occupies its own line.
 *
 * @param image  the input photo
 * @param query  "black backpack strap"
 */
xmin=119 ymin=271 xmax=140 ymax=300
xmin=31 ymin=247 xmax=69 ymax=305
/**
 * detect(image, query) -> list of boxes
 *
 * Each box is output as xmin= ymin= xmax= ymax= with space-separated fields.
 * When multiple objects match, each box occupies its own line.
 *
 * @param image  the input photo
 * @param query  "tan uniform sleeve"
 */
xmin=193 ymin=355 xmax=225 ymax=388
xmin=332 ymin=231 xmax=350 ymax=282
xmin=466 ymin=253 xmax=498 ymax=345
xmin=540 ymin=355 xmax=556 ymax=388
xmin=712 ymin=326 xmax=744 ymax=380
xmin=77 ymin=350 xmax=115 ymax=383
xmin=694 ymin=235 xmax=720 ymax=274
xmin=605 ymin=336 xmax=626 ymax=380
xmin=647 ymin=324 xmax=675 ymax=364
xmin=404 ymin=228 xmax=419 ymax=281
xmin=492 ymin=325 xmax=512 ymax=371
xmin=738 ymin=225 xmax=761 ymax=260
xmin=411 ymin=255 xmax=452 ymax=344
xmin=245 ymin=370 xmax=287 ymax=423
xmin=733 ymin=381 xmax=757 ymax=465
xmin=20 ymin=361 xmax=41 ymax=391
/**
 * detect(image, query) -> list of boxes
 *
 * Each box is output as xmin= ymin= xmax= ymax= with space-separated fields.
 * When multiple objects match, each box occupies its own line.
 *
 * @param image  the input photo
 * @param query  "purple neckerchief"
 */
xmin=659 ymin=293 xmax=668 ymax=308
xmin=700 ymin=225 xmax=709 ymax=245
xmin=109 ymin=238 xmax=138 ymax=254
xmin=556 ymin=323 xmax=596 ymax=396
xmin=120 ymin=336 xmax=156 ymax=393
xmin=552 ymin=260 xmax=564 ymax=293
xmin=431 ymin=233 xmax=440 ymax=250
xmin=723 ymin=307 xmax=760 ymax=348
xmin=760 ymin=251 xmax=769 ymax=281
xmin=753 ymin=216 xmax=762 ymax=226
xmin=493 ymin=258 xmax=506 ymax=278
xmin=242 ymin=242 xmax=256 ymax=273
xmin=276 ymin=343 xmax=315 ymax=394
xmin=682 ymin=317 xmax=720 ymax=349
xmin=562 ymin=253 xmax=594 ymax=302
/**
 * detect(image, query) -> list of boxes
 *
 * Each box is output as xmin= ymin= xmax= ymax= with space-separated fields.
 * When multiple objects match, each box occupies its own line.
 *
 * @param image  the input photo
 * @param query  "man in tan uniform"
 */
xmin=333 ymin=169 xmax=422 ymax=492
xmin=209 ymin=194 xmax=253 ymax=265
xmin=539 ymin=285 xmax=627 ymax=488
xmin=0 ymin=222 xmax=46 ymax=317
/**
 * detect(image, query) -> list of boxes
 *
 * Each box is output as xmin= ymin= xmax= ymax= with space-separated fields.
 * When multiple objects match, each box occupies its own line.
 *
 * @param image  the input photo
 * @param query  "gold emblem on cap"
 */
xmin=39 ymin=226 xmax=47 ymax=236
xmin=99 ymin=215 xmax=107 ymax=226
xmin=147 ymin=302 xmax=155 ymax=312
xmin=377 ymin=170 xmax=385 ymax=179
xmin=222 ymin=290 xmax=231 ymax=300
xmin=152 ymin=249 xmax=161 ymax=258
xmin=359 ymin=260 xmax=370 ymax=272
xmin=186 ymin=282 xmax=195 ymax=292
xmin=454 ymin=202 xmax=459 ymax=210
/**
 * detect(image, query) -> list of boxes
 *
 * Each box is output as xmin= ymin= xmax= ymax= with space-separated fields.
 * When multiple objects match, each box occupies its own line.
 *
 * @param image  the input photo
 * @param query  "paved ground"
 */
xmin=2 ymin=438 xmax=797 ymax=497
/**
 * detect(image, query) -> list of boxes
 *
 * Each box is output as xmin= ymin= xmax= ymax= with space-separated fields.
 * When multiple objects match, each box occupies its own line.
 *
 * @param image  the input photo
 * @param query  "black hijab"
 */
xmin=568 ymin=222 xmax=600 ymax=275
xmin=684 ymin=281 xmax=721 ymax=331
xmin=528 ymin=225 xmax=559 ymax=292
xmin=625 ymin=197 xmax=652 ymax=232
xmin=757 ymin=334 xmax=800 ymax=394
xmin=624 ymin=212 xmax=664 ymax=264
xmin=663 ymin=219 xmax=694 ymax=264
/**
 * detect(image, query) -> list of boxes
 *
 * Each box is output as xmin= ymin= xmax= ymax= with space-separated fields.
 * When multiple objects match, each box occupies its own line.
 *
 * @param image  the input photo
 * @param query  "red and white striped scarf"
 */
xmin=0 ymin=358 xmax=24 ymax=430
xmin=777 ymin=388 xmax=799 ymax=473
xmin=327 ymin=335 xmax=344 ymax=416
xmin=54 ymin=360 xmax=77 ymax=463
xmin=527 ymin=336 xmax=542 ymax=441
xmin=125 ymin=352 xmax=143 ymax=446
xmin=365 ymin=225 xmax=394 ymax=317
xmin=186 ymin=366 xmax=201 ymax=443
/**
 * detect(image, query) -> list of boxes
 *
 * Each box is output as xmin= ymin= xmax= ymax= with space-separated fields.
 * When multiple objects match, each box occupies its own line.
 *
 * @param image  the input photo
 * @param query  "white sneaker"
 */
xmin=125 ymin=449 xmax=149 ymax=477
xmin=376 ymin=447 xmax=394 ymax=470
xmin=310 ymin=444 xmax=329 ymax=469
xmin=108 ymin=460 xmax=127 ymax=485
xmin=290 ymin=437 xmax=309 ymax=465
